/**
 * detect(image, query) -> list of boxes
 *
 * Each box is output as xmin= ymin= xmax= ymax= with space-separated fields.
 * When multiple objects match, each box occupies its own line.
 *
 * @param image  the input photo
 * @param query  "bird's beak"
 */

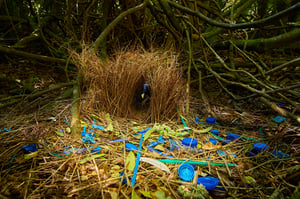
xmin=141 ymin=93 xmax=145 ymax=99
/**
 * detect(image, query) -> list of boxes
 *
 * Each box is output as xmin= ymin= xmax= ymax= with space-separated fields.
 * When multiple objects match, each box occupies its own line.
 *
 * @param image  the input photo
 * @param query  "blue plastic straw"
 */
xmin=131 ymin=127 xmax=150 ymax=188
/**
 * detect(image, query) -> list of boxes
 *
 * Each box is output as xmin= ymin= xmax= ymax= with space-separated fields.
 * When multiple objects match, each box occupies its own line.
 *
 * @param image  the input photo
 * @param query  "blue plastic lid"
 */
xmin=197 ymin=176 xmax=219 ymax=190
xmin=178 ymin=164 xmax=194 ymax=181
xmin=182 ymin=138 xmax=198 ymax=148
xmin=206 ymin=117 xmax=216 ymax=124
xmin=253 ymin=143 xmax=269 ymax=151
xmin=125 ymin=143 xmax=138 ymax=151
xmin=227 ymin=133 xmax=241 ymax=141
xmin=272 ymin=150 xmax=289 ymax=159
xmin=211 ymin=129 xmax=220 ymax=135
xmin=208 ymin=138 xmax=217 ymax=145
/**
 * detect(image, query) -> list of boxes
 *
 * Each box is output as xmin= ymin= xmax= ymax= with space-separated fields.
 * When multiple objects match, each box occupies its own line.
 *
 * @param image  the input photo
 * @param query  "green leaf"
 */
xmin=154 ymin=145 xmax=165 ymax=151
xmin=139 ymin=190 xmax=152 ymax=198
xmin=131 ymin=189 xmax=141 ymax=199
xmin=24 ymin=150 xmax=40 ymax=159
xmin=194 ymin=126 xmax=212 ymax=133
xmin=66 ymin=127 xmax=71 ymax=134
xmin=80 ymin=154 xmax=105 ymax=164
xmin=153 ymin=189 xmax=166 ymax=199
xmin=55 ymin=131 xmax=64 ymax=137
xmin=107 ymin=123 xmax=114 ymax=131
xmin=105 ymin=113 xmax=112 ymax=122
xmin=126 ymin=151 xmax=136 ymax=171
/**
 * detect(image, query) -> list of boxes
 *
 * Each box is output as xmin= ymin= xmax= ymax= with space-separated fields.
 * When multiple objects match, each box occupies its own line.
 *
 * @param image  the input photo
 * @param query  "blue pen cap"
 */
xmin=227 ymin=133 xmax=241 ymax=141
xmin=197 ymin=176 xmax=219 ymax=190
xmin=125 ymin=143 xmax=138 ymax=152
xmin=178 ymin=164 xmax=195 ymax=181
xmin=211 ymin=129 xmax=220 ymax=135
xmin=182 ymin=138 xmax=198 ymax=148
xmin=206 ymin=117 xmax=216 ymax=124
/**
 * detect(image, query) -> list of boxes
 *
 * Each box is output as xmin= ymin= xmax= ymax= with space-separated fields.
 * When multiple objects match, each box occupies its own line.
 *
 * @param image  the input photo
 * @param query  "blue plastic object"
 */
xmin=22 ymin=144 xmax=37 ymax=152
xmin=91 ymin=146 xmax=101 ymax=153
xmin=217 ymin=150 xmax=226 ymax=156
xmin=249 ymin=142 xmax=269 ymax=156
xmin=197 ymin=176 xmax=219 ymax=190
xmin=91 ymin=123 xmax=105 ymax=130
xmin=272 ymin=150 xmax=289 ymax=158
xmin=211 ymin=129 xmax=220 ymax=135
xmin=178 ymin=164 xmax=195 ymax=181
xmin=271 ymin=116 xmax=286 ymax=123
xmin=125 ymin=143 xmax=138 ymax=151
xmin=206 ymin=117 xmax=216 ymax=124
xmin=208 ymin=138 xmax=217 ymax=145
xmin=227 ymin=133 xmax=241 ymax=141
xmin=158 ymin=135 xmax=165 ymax=144
xmin=182 ymin=138 xmax=198 ymax=148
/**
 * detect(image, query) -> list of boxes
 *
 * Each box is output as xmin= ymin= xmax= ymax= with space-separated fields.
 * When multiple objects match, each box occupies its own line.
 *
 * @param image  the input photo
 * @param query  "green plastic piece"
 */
xmin=156 ymin=159 xmax=237 ymax=167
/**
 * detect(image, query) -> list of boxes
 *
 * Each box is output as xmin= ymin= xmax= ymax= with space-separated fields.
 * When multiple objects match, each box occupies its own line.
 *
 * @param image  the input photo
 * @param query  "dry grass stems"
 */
xmin=72 ymin=48 xmax=184 ymax=122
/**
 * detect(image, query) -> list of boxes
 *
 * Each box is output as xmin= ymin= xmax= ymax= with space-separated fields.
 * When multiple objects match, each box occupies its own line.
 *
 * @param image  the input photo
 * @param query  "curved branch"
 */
xmin=167 ymin=0 xmax=300 ymax=29
xmin=93 ymin=1 xmax=148 ymax=52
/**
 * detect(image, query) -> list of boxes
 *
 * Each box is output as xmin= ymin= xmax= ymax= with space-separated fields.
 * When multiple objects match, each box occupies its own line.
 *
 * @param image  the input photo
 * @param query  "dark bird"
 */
xmin=141 ymin=83 xmax=150 ymax=105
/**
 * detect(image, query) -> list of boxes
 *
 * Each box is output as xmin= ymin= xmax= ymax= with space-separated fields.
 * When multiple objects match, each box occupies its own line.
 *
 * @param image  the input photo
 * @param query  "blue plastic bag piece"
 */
xmin=277 ymin=102 xmax=284 ymax=106
xmin=169 ymin=138 xmax=179 ymax=151
xmin=158 ymin=135 xmax=165 ymax=144
xmin=227 ymin=133 xmax=241 ymax=141
xmin=208 ymin=138 xmax=217 ymax=145
xmin=271 ymin=116 xmax=286 ymax=123
xmin=211 ymin=129 xmax=220 ymax=135
xmin=217 ymin=150 xmax=226 ymax=156
xmin=178 ymin=164 xmax=195 ymax=181
xmin=206 ymin=117 xmax=216 ymax=124
xmin=197 ymin=176 xmax=219 ymax=190
xmin=92 ymin=123 xmax=105 ymax=130
xmin=125 ymin=143 xmax=138 ymax=152
xmin=120 ymin=171 xmax=129 ymax=184
xmin=91 ymin=146 xmax=101 ymax=153
xmin=272 ymin=150 xmax=289 ymax=159
xmin=22 ymin=144 xmax=37 ymax=152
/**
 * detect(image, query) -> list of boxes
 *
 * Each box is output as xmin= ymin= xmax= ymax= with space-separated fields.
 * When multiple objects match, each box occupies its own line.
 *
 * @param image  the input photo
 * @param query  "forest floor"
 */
xmin=0 ymin=61 xmax=299 ymax=199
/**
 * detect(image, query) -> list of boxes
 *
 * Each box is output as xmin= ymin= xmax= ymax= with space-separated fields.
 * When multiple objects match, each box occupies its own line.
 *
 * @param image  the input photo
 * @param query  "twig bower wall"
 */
xmin=74 ymin=49 xmax=185 ymax=122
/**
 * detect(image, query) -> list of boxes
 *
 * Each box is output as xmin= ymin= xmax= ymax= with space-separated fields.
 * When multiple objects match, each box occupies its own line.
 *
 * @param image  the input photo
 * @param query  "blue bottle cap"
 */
xmin=208 ymin=138 xmax=217 ymax=145
xmin=226 ymin=133 xmax=241 ymax=141
xmin=125 ymin=143 xmax=138 ymax=151
xmin=206 ymin=117 xmax=216 ymax=124
xmin=272 ymin=150 xmax=289 ymax=158
xmin=197 ymin=176 xmax=219 ymax=190
xmin=253 ymin=143 xmax=269 ymax=151
xmin=178 ymin=164 xmax=194 ymax=181
xmin=182 ymin=138 xmax=198 ymax=148
xmin=211 ymin=129 xmax=220 ymax=135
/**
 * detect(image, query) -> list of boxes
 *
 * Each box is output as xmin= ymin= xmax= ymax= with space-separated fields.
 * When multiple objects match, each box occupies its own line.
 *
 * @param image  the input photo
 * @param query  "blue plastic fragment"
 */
xmin=217 ymin=150 xmax=226 ymax=156
xmin=211 ymin=129 xmax=220 ymax=135
xmin=0 ymin=127 xmax=12 ymax=132
xmin=182 ymin=138 xmax=198 ymax=148
xmin=148 ymin=141 xmax=159 ymax=148
xmin=226 ymin=133 xmax=241 ymax=141
xmin=195 ymin=116 xmax=206 ymax=124
xmin=120 ymin=171 xmax=128 ymax=184
xmin=108 ymin=138 xmax=128 ymax=143
xmin=178 ymin=164 xmax=195 ymax=181
xmin=206 ymin=117 xmax=216 ymax=124
xmin=91 ymin=146 xmax=101 ymax=153
xmin=158 ymin=135 xmax=165 ymax=144
xmin=271 ymin=116 xmax=286 ymax=123
xmin=92 ymin=123 xmax=105 ymax=130
xmin=22 ymin=144 xmax=37 ymax=152
xmin=197 ymin=176 xmax=219 ymax=190
xmin=249 ymin=142 xmax=269 ymax=156
xmin=272 ymin=150 xmax=289 ymax=159
xmin=277 ymin=102 xmax=284 ymax=106
xmin=125 ymin=143 xmax=138 ymax=152
xmin=208 ymin=138 xmax=217 ymax=145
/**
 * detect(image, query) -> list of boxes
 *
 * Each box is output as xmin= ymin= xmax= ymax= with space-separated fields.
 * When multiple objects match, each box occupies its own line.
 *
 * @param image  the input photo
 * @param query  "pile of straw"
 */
xmin=73 ymin=48 xmax=184 ymax=122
